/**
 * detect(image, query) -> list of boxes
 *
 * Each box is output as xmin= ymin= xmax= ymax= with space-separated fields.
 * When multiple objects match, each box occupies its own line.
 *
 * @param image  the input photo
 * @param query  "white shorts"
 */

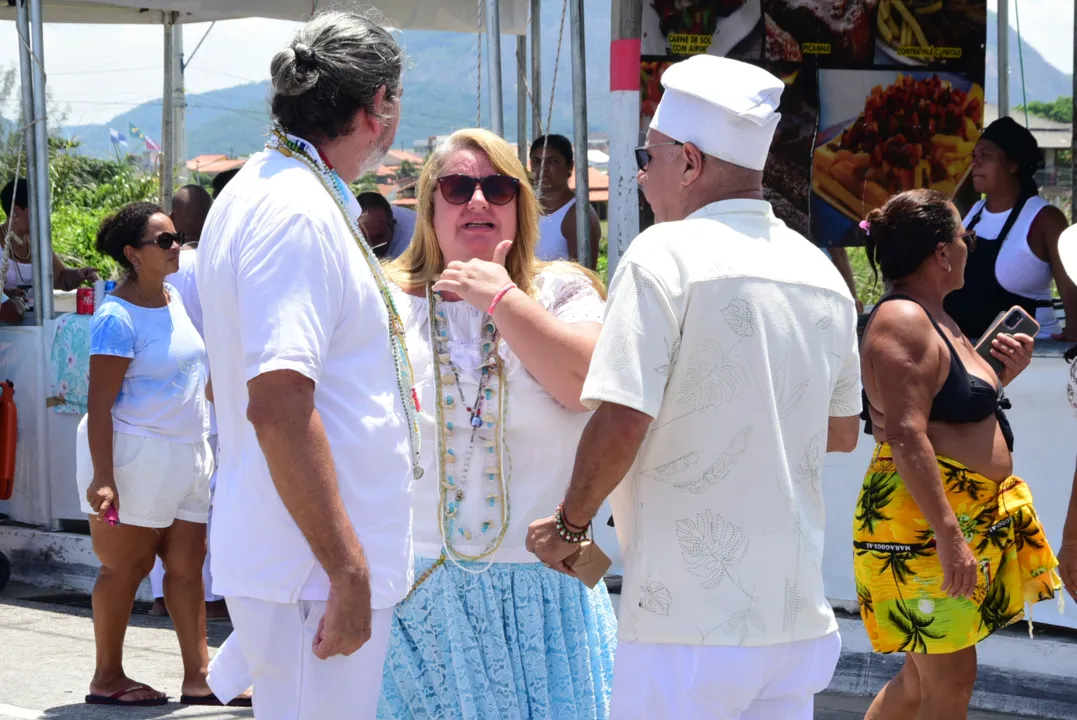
xmin=610 ymin=631 xmax=841 ymax=720
xmin=76 ymin=415 xmax=212 ymax=528
xmin=214 ymin=597 xmax=393 ymax=720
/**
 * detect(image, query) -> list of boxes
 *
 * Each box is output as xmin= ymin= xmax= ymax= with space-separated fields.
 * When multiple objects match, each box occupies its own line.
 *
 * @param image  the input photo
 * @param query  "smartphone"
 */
xmin=974 ymin=306 xmax=1040 ymax=375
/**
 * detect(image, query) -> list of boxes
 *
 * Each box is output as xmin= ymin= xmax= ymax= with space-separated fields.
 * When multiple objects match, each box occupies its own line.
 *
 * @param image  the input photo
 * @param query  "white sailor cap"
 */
xmin=1060 ymin=224 xmax=1077 ymax=282
xmin=650 ymin=55 xmax=783 ymax=172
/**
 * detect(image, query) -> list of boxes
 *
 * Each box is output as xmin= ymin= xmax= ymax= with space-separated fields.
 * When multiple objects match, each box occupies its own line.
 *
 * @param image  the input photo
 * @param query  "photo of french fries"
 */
xmin=812 ymin=73 xmax=984 ymax=220
xmin=874 ymin=0 xmax=985 ymax=66
xmin=877 ymin=0 xmax=934 ymax=52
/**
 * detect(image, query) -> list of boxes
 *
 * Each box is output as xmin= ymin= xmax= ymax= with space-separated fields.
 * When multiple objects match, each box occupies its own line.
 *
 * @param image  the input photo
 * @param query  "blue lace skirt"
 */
xmin=377 ymin=556 xmax=618 ymax=720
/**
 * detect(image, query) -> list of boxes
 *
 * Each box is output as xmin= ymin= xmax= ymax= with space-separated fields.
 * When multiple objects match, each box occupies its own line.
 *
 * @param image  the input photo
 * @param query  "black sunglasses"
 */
xmin=143 ymin=231 xmax=185 ymax=250
xmin=437 ymin=174 xmax=520 ymax=206
xmin=634 ymin=141 xmax=684 ymax=171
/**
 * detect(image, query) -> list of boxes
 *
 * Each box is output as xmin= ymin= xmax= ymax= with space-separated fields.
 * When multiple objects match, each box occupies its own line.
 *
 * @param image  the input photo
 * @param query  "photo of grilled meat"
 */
xmin=764 ymin=0 xmax=881 ymax=65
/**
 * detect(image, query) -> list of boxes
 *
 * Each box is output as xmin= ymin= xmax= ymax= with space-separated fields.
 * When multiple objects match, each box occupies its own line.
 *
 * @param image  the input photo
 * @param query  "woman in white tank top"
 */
xmin=944 ymin=118 xmax=1076 ymax=341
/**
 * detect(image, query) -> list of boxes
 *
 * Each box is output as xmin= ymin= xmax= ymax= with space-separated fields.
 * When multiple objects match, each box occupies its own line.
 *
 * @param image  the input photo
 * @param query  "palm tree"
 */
xmin=856 ymin=581 xmax=875 ymax=617
xmin=979 ymin=558 xmax=1021 ymax=632
xmin=889 ymin=602 xmax=946 ymax=653
xmin=856 ymin=471 xmax=898 ymax=534
xmin=942 ymin=463 xmax=984 ymax=501
xmin=1012 ymin=511 xmax=1045 ymax=553
xmin=879 ymin=546 xmax=932 ymax=585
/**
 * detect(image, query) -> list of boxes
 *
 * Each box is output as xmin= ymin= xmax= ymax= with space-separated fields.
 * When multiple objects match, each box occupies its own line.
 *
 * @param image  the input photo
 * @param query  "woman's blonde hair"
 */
xmin=385 ymin=127 xmax=604 ymax=299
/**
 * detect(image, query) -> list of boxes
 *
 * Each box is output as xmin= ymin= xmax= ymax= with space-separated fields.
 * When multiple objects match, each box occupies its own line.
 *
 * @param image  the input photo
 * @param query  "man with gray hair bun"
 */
xmin=528 ymin=55 xmax=864 ymax=718
xmin=196 ymin=9 xmax=420 ymax=718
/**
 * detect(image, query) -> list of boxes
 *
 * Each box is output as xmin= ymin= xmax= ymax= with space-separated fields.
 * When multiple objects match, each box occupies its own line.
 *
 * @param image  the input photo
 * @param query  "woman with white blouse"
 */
xmin=377 ymin=128 xmax=617 ymax=719
xmin=78 ymin=202 xmax=226 ymax=707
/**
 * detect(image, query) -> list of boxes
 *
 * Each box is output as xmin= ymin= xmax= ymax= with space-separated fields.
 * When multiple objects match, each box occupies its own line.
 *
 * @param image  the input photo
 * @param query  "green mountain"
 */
xmin=64 ymin=0 xmax=611 ymax=159
xmin=63 ymin=5 xmax=1072 ymax=159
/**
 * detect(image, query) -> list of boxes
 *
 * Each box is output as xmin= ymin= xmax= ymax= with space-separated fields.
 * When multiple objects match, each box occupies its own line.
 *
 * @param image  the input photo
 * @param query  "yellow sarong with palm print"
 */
xmin=853 ymin=444 xmax=1062 ymax=654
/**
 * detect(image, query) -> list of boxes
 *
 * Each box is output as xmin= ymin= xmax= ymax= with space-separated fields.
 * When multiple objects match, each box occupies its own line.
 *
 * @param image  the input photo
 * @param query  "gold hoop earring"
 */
xmin=945 ymin=263 xmax=952 ymax=273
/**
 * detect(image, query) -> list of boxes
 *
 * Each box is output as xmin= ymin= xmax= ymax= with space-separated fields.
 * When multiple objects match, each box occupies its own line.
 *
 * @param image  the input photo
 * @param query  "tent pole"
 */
xmin=162 ymin=11 xmax=175 ymax=211
xmin=530 ymin=0 xmax=541 ymax=140
xmin=1072 ymin=0 xmax=1076 ymax=227
xmin=15 ymin=0 xmax=39 ymax=323
xmin=174 ymin=23 xmax=187 ymax=183
xmin=568 ymin=0 xmax=591 ymax=269
xmin=517 ymin=35 xmax=528 ymax=165
xmin=608 ymin=0 xmax=642 ymax=280
xmin=28 ymin=0 xmax=52 ymax=321
xmin=998 ymin=0 xmax=1009 ymax=117
xmin=485 ymin=0 xmax=504 ymax=136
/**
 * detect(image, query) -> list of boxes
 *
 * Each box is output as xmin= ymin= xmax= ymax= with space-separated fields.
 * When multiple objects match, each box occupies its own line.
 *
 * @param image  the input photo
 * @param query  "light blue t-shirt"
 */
xmin=90 ymin=284 xmax=210 ymax=443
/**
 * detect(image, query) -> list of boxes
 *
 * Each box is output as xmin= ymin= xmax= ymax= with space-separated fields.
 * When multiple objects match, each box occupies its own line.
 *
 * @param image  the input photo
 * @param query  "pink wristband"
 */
xmin=487 ymin=283 xmax=518 ymax=315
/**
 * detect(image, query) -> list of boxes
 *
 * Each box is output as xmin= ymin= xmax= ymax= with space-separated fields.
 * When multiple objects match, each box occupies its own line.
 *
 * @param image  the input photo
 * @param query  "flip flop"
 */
xmin=180 ymin=692 xmax=253 ymax=707
xmin=85 ymin=683 xmax=168 ymax=706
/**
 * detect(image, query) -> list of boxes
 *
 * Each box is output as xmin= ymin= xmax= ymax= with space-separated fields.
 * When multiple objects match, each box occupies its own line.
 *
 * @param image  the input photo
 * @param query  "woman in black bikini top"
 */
xmin=853 ymin=189 xmax=1061 ymax=720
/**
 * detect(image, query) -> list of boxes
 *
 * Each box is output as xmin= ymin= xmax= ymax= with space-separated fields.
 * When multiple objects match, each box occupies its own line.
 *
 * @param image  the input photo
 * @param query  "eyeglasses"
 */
xmin=143 ymin=231 xmax=185 ymax=250
xmin=437 ymin=174 xmax=520 ymax=206
xmin=634 ymin=141 xmax=683 ymax=171
xmin=960 ymin=229 xmax=977 ymax=252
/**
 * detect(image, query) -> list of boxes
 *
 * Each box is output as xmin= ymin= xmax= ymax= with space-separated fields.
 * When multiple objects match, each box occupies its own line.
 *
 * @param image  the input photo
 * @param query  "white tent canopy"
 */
xmin=0 ymin=0 xmax=531 ymax=33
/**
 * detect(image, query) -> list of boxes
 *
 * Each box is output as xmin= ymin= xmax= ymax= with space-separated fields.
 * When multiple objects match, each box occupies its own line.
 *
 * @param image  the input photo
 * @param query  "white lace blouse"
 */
xmin=392 ymin=268 xmax=605 ymax=563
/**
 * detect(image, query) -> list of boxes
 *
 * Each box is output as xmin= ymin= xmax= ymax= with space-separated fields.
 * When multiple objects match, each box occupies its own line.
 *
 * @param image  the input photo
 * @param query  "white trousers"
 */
xmin=609 ymin=631 xmax=841 ymax=720
xmin=209 ymin=596 xmax=392 ymax=720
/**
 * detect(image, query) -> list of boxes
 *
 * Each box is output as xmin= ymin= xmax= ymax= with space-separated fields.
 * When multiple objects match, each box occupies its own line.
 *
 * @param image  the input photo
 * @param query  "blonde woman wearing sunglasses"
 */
xmin=375 ymin=128 xmax=618 ymax=719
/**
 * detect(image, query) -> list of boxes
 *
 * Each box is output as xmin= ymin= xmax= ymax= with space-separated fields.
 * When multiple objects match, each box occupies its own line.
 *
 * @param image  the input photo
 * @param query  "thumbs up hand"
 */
xmin=433 ymin=240 xmax=516 ymax=312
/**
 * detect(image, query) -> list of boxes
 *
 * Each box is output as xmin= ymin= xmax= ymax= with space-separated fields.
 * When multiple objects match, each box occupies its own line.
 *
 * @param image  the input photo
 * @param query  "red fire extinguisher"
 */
xmin=0 ymin=381 xmax=16 ymax=500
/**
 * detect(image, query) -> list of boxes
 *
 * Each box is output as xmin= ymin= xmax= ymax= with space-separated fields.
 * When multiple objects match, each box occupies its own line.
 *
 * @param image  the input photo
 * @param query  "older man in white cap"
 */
xmin=527 ymin=55 xmax=864 ymax=718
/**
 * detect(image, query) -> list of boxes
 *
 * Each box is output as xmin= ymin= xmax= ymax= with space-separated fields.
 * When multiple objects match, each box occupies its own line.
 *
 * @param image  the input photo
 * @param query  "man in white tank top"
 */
xmin=530 ymin=134 xmax=602 ymax=267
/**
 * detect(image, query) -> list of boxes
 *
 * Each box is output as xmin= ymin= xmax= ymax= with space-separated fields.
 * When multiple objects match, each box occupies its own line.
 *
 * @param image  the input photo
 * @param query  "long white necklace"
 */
xmin=268 ymin=130 xmax=422 ymax=480
xmin=427 ymin=285 xmax=511 ymax=569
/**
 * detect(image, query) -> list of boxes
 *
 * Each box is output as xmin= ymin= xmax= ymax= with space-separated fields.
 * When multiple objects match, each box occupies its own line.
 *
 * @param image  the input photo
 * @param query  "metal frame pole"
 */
xmin=485 ymin=0 xmax=504 ymax=136
xmin=28 ymin=0 xmax=52 ymax=321
xmin=530 ymin=0 xmax=541 ymax=140
xmin=516 ymin=35 xmax=528 ymax=165
xmin=1071 ymin=0 xmax=1076 ymax=225
xmin=568 ymin=0 xmax=592 ymax=269
xmin=173 ymin=23 xmax=187 ymax=183
xmin=15 ymin=0 xmax=39 ymax=322
xmin=998 ymin=0 xmax=1009 ymax=117
xmin=162 ymin=11 xmax=176 ymax=211
xmin=608 ymin=0 xmax=642 ymax=279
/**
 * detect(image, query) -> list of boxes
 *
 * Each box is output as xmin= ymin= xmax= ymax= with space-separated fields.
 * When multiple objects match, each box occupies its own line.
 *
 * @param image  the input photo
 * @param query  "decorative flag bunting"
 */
xmin=145 ymin=136 xmax=161 ymax=152
xmin=128 ymin=123 xmax=146 ymax=141
xmin=109 ymin=128 xmax=128 ymax=147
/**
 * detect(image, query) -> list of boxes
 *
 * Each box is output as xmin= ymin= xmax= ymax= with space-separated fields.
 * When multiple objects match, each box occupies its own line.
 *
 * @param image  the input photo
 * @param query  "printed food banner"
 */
xmin=638 ymin=0 xmax=987 ymax=247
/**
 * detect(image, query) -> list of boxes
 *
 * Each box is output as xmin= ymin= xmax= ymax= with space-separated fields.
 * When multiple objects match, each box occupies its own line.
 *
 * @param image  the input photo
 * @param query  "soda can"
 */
xmin=76 ymin=287 xmax=95 ymax=315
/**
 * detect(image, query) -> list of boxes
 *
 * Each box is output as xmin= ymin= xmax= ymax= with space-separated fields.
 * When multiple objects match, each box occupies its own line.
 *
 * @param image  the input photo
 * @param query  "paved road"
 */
xmin=0 ymin=585 xmax=1037 ymax=720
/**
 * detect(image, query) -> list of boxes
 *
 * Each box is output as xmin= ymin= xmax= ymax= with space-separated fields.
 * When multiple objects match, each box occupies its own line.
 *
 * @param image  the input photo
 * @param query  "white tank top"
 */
xmin=963 ymin=195 xmax=1059 ymax=337
xmin=536 ymin=198 xmax=575 ymax=261
xmin=5 ymin=259 xmax=33 ymax=291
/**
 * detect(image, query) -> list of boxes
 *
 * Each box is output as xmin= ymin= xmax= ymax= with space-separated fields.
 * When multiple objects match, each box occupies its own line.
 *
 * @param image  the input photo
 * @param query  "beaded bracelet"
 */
xmin=555 ymin=503 xmax=590 ymax=544
xmin=487 ymin=282 xmax=518 ymax=315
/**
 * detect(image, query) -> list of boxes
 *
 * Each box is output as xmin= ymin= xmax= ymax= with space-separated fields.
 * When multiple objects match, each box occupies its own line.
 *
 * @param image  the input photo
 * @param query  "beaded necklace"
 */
xmin=427 ymin=285 xmax=511 ymax=568
xmin=268 ymin=130 xmax=422 ymax=480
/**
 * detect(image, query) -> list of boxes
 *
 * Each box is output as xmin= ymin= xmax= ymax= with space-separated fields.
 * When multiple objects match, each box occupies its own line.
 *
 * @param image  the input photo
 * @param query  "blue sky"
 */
xmin=0 ymin=0 xmax=1071 ymax=126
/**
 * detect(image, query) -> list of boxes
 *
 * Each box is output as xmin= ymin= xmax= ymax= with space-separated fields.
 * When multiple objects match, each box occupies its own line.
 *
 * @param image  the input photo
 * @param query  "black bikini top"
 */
xmin=861 ymin=294 xmax=1014 ymax=451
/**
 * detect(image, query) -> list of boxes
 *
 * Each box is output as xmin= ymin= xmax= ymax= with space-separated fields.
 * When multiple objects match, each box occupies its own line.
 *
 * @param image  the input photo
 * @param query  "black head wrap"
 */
xmin=981 ymin=116 xmax=1044 ymax=193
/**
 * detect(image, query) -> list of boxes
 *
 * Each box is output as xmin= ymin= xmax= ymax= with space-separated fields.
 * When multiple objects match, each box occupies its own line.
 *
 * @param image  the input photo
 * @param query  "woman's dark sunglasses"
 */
xmin=437 ymin=174 xmax=520 ymax=206
xmin=143 ymin=231 xmax=185 ymax=250
xmin=960 ymin=229 xmax=977 ymax=252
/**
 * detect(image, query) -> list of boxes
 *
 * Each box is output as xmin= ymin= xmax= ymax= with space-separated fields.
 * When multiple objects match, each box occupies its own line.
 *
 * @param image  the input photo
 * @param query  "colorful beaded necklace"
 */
xmin=268 ymin=130 xmax=422 ymax=479
xmin=427 ymin=285 xmax=511 ymax=567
